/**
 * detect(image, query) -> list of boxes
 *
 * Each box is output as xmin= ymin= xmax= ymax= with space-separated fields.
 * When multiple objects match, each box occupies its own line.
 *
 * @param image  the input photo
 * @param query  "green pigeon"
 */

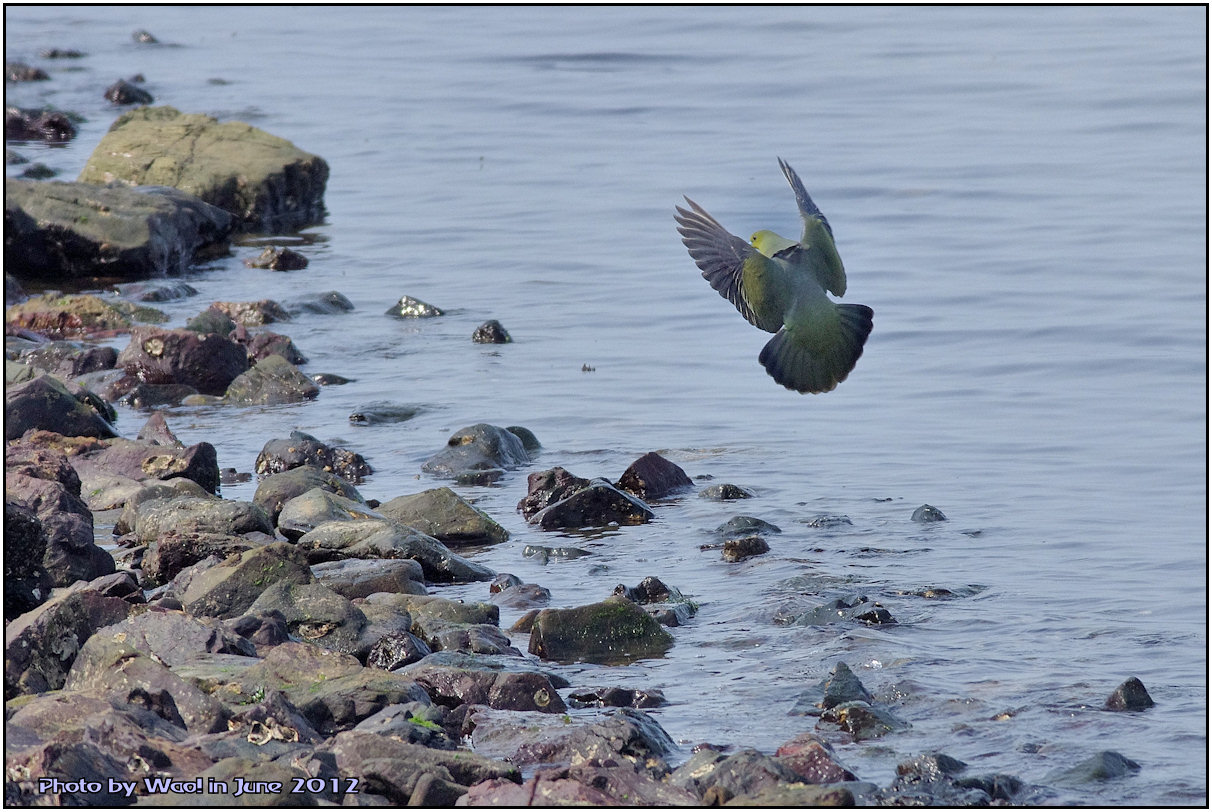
xmin=675 ymin=158 xmax=873 ymax=394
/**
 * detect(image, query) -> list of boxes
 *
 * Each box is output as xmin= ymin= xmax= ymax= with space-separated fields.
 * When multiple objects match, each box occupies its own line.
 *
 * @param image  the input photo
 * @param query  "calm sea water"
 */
xmin=6 ymin=6 xmax=1207 ymax=804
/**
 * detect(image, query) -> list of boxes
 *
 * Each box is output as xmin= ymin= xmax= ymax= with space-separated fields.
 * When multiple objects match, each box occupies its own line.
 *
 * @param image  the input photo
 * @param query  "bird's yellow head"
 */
xmin=750 ymin=229 xmax=798 ymax=258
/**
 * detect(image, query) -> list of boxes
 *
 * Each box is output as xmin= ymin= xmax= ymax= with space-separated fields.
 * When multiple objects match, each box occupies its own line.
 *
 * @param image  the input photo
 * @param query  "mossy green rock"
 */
xmin=5 ymin=178 xmax=234 ymax=280
xmin=528 ymin=596 xmax=674 ymax=665
xmin=78 ymin=106 xmax=328 ymax=231
xmin=378 ymin=486 xmax=509 ymax=546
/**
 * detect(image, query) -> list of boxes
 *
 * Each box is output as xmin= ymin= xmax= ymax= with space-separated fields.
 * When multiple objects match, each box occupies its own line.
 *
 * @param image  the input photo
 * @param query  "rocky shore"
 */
xmin=6 ymin=37 xmax=1159 ymax=808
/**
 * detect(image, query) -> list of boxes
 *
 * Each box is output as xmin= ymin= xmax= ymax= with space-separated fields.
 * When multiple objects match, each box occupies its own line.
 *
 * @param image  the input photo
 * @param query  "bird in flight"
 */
xmin=675 ymin=159 xmax=873 ymax=394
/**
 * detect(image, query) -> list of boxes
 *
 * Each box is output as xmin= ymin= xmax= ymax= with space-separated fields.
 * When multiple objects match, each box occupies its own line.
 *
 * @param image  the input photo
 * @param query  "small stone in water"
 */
xmin=386 ymin=295 xmax=444 ymax=318
xmin=472 ymin=319 xmax=511 ymax=344
xmin=912 ymin=504 xmax=947 ymax=522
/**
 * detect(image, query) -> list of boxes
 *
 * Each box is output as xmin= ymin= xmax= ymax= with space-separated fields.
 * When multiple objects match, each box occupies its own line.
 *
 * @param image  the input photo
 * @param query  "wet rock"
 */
xmin=3 ymin=501 xmax=52 ymax=619
xmin=223 ymin=354 xmax=318 ymax=404
xmin=134 ymin=496 xmax=272 ymax=545
xmin=472 ymin=319 xmax=511 ymax=343
xmin=135 ymin=410 xmax=180 ymax=446
xmin=332 ymin=730 xmax=519 ymax=804
xmin=715 ymin=515 xmax=782 ymax=536
xmin=244 ymin=246 xmax=308 ymax=270
xmin=774 ymin=732 xmax=859 ymax=784
xmin=78 ymin=105 xmax=329 ymax=231
xmin=1048 ymin=750 xmax=1141 ymax=785
xmin=807 ymin=513 xmax=852 ymax=528
xmin=617 ymin=451 xmax=693 ymax=500
xmin=391 ymin=594 xmax=512 ymax=656
xmin=4 ymin=587 xmax=134 ymax=697
xmin=378 ymin=486 xmax=509 ymax=546
xmin=1105 ymin=676 xmax=1155 ymax=711
xmin=421 ymin=422 xmax=532 ymax=480
xmin=868 ymin=752 xmax=997 ymax=805
xmin=169 ymin=542 xmax=314 ymax=619
xmin=5 ymin=294 xmax=149 ymax=339
xmin=821 ymin=661 xmax=874 ymax=709
xmin=112 ymin=476 xmax=211 ymax=534
xmin=142 ymin=530 xmax=266 ymax=586
xmin=254 ymin=432 xmax=372 ymax=484
xmin=104 ymin=78 xmax=153 ymax=105
xmin=468 ymin=706 xmax=675 ymax=772
xmin=74 ymin=436 xmax=220 ymax=496
xmin=225 ymin=609 xmax=290 ymax=649
xmin=284 ymin=289 xmax=355 ymax=316
xmin=5 ymin=471 xmax=113 ymax=586
xmin=671 ymin=746 xmax=806 ymax=804
xmin=6 ymin=62 xmax=49 ymax=81
xmin=19 ymin=162 xmax=57 ymax=179
xmin=212 ymin=298 xmax=292 ymax=326
xmin=39 ymin=48 xmax=86 ymax=58
xmin=312 ymin=559 xmax=426 ymax=601
xmin=132 ymin=29 xmax=158 ymax=43
xmin=699 ymin=482 xmax=755 ymax=500
xmin=298 ymin=519 xmax=494 ymax=582
xmin=912 ymin=503 xmax=948 ymax=522
xmin=4 ymin=373 xmax=118 ymax=440
xmin=521 ymin=544 xmax=592 ymax=564
xmin=386 ymin=295 xmax=444 ymax=317
xmin=566 ymin=686 xmax=667 ymax=709
xmin=366 ymin=632 xmax=432 ymax=670
xmin=94 ymin=610 xmax=256 ymax=665
xmin=115 ymin=279 xmax=198 ymax=302
xmin=246 ymin=581 xmax=369 ymax=656
xmin=954 ymin=773 xmax=1026 ymax=802
xmin=517 ymin=466 xmax=591 ymax=519
xmin=234 ymin=643 xmax=430 ymax=734
xmin=724 ymin=783 xmax=854 ymax=806
xmin=489 ymin=583 xmax=551 ymax=609
xmin=276 ymin=488 xmax=382 ymax=540
xmin=348 ymin=400 xmax=420 ymax=425
xmin=5 ymin=180 xmax=234 ymax=280
xmin=529 ymin=595 xmax=674 ymax=664
xmin=17 ymin=340 xmax=118 ymax=380
xmin=5 ymin=740 xmax=132 ymax=806
xmin=4 ymin=106 xmax=77 ymax=142
xmin=183 ymin=305 xmax=236 ymax=335
xmin=790 ymin=595 xmax=897 ymax=627
xmin=530 ymin=478 xmax=655 ymax=529
xmin=819 ymin=701 xmax=909 ymax=740
xmin=64 ymin=635 xmax=230 ymax=733
xmin=403 ymin=660 xmax=566 ymax=713
xmin=254 ymin=465 xmax=363 ymax=524
xmin=118 ymin=325 xmax=247 ymax=394
xmin=614 ymin=577 xmax=696 ymax=627
xmin=311 ymin=372 xmax=353 ymax=386
xmin=722 ymin=534 xmax=769 ymax=562
xmin=234 ymin=328 xmax=307 ymax=365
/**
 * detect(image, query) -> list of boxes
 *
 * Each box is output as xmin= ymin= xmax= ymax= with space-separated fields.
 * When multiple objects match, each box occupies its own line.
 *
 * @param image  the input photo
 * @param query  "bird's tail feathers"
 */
xmin=758 ymin=303 xmax=873 ymax=394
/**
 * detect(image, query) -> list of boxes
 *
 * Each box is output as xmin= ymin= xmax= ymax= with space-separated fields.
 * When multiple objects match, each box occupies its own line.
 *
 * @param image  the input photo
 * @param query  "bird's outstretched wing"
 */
xmin=675 ymin=197 xmax=781 ymax=332
xmin=778 ymin=157 xmax=833 ymax=240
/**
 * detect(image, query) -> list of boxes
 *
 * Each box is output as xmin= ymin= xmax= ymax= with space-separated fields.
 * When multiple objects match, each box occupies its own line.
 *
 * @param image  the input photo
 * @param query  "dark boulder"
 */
xmin=90 ymin=610 xmax=256 ymax=665
xmin=365 ymin=632 xmax=432 ymax=670
xmin=715 ymin=515 xmax=782 ymax=536
xmin=348 ymin=400 xmax=421 ymax=425
xmin=16 ymin=340 xmax=118 ymax=380
xmin=276 ymin=488 xmax=383 ymax=541
xmin=616 ymin=451 xmax=692 ymax=500
xmin=5 ymin=179 xmax=234 ymax=280
xmin=516 ymin=466 xmax=591 ymax=520
xmin=244 ymin=246 xmax=308 ymax=270
xmin=133 ymin=496 xmax=272 ymax=545
xmin=671 ymin=747 xmax=805 ymax=805
xmin=223 ymin=354 xmax=318 ymax=405
xmin=820 ymin=661 xmax=874 ymax=709
xmin=142 ymin=530 xmax=265 ymax=586
xmin=472 ymin=319 xmax=511 ymax=344
xmin=78 ymin=105 xmax=329 ymax=232
xmin=73 ymin=436 xmax=219 ymax=495
xmin=4 ymin=586 xmax=134 ymax=697
xmin=104 ymin=78 xmax=153 ymax=105
xmin=5 ymin=472 xmax=113 ymax=586
xmin=255 ymin=432 xmax=372 ymax=484
xmin=5 ymin=107 xmax=76 ymax=142
xmin=3 ymin=501 xmax=52 ymax=618
xmin=118 ymin=325 xmax=247 ymax=394
xmin=1105 ymin=676 xmax=1155 ymax=711
xmin=234 ymin=328 xmax=307 ymax=365
xmin=4 ymin=374 xmax=117 ymax=440
xmin=722 ymin=534 xmax=770 ymax=562
xmin=169 ymin=542 xmax=314 ymax=619
xmin=530 ymin=478 xmax=654 ymax=530
xmin=183 ymin=305 xmax=236 ymax=334
xmin=6 ymin=63 xmax=49 ymax=82
xmin=312 ymin=557 xmax=425 ymax=599
xmin=774 ymin=732 xmax=859 ymax=784
xmin=246 ymin=581 xmax=369 ymax=657
xmin=699 ymin=482 xmax=756 ymax=500
xmin=528 ymin=596 xmax=674 ymax=664
xmin=378 ymin=487 xmax=509 ymax=546
xmin=284 ymin=290 xmax=354 ymax=316
xmin=1047 ymin=751 xmax=1141 ymax=785
xmin=912 ymin=503 xmax=948 ymax=522
xmin=818 ymin=701 xmax=910 ymax=740
xmin=566 ymin=686 xmax=666 ymax=709
xmin=404 ymin=661 xmax=566 ymax=713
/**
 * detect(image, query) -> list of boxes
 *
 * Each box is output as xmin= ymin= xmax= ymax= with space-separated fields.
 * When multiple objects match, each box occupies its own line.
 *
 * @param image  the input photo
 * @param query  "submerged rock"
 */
xmin=78 ymin=105 xmax=329 ymax=232
xmin=421 ymin=423 xmax=532 ymax=481
xmin=722 ymin=535 xmax=769 ymax=562
xmin=244 ymin=246 xmax=308 ymax=270
xmin=104 ymin=78 xmax=153 ymax=105
xmin=5 ymin=179 xmax=233 ymax=281
xmin=5 ymin=107 xmax=77 ymax=142
xmin=528 ymin=596 xmax=674 ymax=664
xmin=715 ymin=515 xmax=782 ymax=536
xmin=348 ymin=401 xmax=421 ymax=425
xmin=1047 ymin=750 xmax=1141 ymax=785
xmin=699 ymin=482 xmax=756 ymax=500
xmin=912 ymin=503 xmax=948 ymax=522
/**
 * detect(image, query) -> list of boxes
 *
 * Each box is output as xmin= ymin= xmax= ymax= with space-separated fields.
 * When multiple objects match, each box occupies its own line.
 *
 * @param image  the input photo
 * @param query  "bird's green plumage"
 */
xmin=674 ymin=159 xmax=873 ymax=394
